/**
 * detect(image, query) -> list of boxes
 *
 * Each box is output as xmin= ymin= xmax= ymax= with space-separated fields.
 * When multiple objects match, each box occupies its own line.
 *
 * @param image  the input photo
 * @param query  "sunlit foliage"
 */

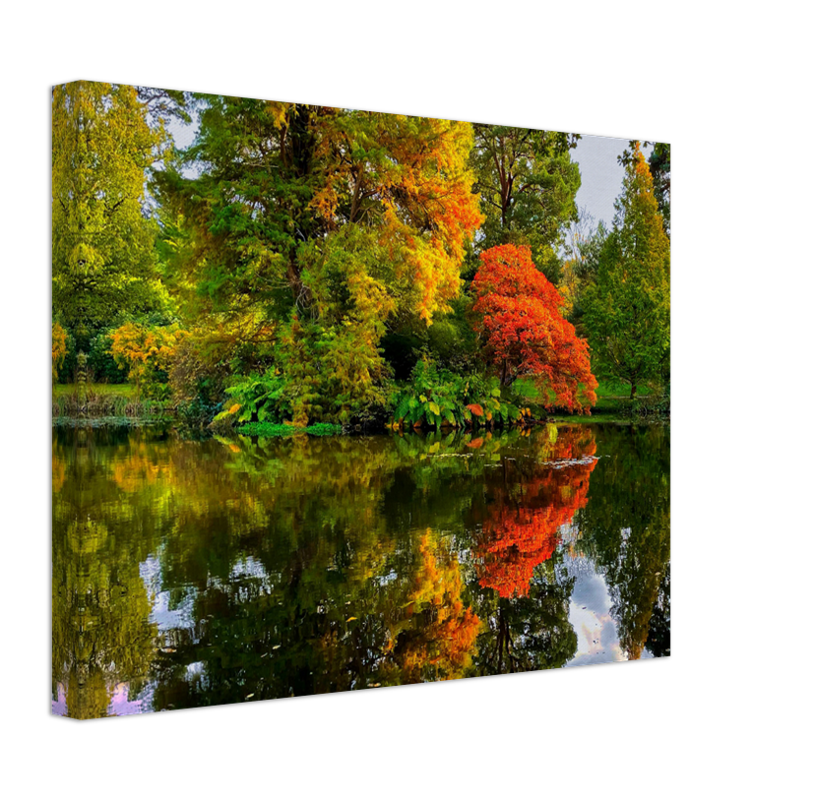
xmin=52 ymin=82 xmax=166 ymax=347
xmin=155 ymin=100 xmax=482 ymax=422
xmin=52 ymin=322 xmax=67 ymax=381
xmin=110 ymin=322 xmax=187 ymax=398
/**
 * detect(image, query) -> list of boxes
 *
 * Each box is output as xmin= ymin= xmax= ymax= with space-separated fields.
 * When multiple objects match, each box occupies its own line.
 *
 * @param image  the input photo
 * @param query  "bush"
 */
xmin=110 ymin=322 xmax=186 ymax=399
xmin=391 ymin=357 xmax=528 ymax=430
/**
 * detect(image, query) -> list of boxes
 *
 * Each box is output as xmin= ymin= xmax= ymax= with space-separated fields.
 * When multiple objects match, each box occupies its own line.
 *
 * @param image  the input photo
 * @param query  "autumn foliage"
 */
xmin=474 ymin=427 xmax=597 ymax=597
xmin=472 ymin=244 xmax=597 ymax=412
xmin=52 ymin=323 xmax=67 ymax=381
xmin=110 ymin=323 xmax=187 ymax=395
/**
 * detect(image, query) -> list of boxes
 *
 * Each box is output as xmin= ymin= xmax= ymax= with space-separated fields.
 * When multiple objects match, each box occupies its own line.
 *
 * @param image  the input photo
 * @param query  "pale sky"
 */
xmin=571 ymin=135 xmax=653 ymax=230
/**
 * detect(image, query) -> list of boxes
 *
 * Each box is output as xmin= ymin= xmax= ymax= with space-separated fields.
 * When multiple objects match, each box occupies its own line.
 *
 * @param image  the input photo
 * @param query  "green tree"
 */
xmin=470 ymin=125 xmax=581 ymax=283
xmin=52 ymin=82 xmax=167 ymax=349
xmin=620 ymin=141 xmax=671 ymax=235
xmin=582 ymin=143 xmax=670 ymax=399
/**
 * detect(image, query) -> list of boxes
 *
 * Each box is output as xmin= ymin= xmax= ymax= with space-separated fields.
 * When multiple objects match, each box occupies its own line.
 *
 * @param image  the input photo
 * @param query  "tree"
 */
xmin=472 ymin=244 xmax=597 ymax=412
xmin=620 ymin=140 xmax=670 ymax=235
xmin=52 ymin=82 xmax=166 ymax=348
xmin=648 ymin=143 xmax=671 ymax=235
xmin=110 ymin=322 xmax=187 ymax=398
xmin=470 ymin=125 xmax=581 ymax=283
xmin=52 ymin=323 xmax=67 ymax=381
xmin=156 ymin=100 xmax=482 ymax=422
xmin=582 ymin=143 xmax=670 ymax=399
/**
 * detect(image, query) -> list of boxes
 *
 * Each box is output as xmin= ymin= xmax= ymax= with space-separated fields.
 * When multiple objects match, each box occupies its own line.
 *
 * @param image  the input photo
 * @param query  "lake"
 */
xmin=52 ymin=422 xmax=670 ymax=719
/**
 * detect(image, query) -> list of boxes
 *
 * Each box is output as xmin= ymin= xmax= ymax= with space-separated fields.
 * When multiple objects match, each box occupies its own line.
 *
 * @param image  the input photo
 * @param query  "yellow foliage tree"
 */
xmin=52 ymin=322 xmax=68 ymax=382
xmin=110 ymin=322 xmax=186 ymax=397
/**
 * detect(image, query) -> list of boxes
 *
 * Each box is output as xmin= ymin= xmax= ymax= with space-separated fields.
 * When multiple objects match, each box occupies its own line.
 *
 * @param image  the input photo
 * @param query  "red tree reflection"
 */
xmin=475 ymin=427 xmax=597 ymax=598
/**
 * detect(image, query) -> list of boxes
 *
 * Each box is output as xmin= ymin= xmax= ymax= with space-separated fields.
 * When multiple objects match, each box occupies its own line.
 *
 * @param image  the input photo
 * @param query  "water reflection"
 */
xmin=52 ymin=423 xmax=670 ymax=718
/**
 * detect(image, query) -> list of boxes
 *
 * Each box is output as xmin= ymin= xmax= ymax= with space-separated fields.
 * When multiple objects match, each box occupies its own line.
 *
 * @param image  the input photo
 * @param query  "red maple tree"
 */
xmin=472 ymin=244 xmax=597 ymax=413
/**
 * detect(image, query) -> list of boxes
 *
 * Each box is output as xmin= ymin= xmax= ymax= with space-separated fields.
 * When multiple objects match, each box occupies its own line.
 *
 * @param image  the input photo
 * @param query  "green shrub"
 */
xmin=391 ymin=357 xmax=524 ymax=429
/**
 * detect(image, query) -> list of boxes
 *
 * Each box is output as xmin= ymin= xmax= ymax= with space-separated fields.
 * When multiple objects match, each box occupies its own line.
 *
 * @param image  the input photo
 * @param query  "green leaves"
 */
xmin=391 ymin=358 xmax=517 ymax=431
xmin=52 ymin=82 xmax=166 ymax=347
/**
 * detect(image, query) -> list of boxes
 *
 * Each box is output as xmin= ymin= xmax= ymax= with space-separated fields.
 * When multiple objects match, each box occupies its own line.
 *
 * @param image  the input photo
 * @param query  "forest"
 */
xmin=51 ymin=81 xmax=670 ymax=434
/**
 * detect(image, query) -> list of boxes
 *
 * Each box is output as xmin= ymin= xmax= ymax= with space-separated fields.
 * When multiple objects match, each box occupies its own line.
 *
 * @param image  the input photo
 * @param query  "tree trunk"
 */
xmin=630 ymin=383 xmax=637 ymax=400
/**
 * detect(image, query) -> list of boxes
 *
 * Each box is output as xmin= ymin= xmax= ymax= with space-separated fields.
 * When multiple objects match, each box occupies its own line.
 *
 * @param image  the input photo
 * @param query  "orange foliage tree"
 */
xmin=472 ymin=244 xmax=597 ymax=413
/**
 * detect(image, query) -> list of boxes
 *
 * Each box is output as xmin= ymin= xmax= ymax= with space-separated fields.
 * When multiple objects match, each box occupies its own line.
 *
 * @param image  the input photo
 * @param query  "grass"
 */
xmin=53 ymin=383 xmax=137 ymax=398
xmin=52 ymin=383 xmax=168 ymax=420
xmin=512 ymin=377 xmax=664 ymax=424
xmin=237 ymin=422 xmax=343 ymax=437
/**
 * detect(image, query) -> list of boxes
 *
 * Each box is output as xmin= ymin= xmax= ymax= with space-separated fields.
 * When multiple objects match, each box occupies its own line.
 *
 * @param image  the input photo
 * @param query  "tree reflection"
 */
xmin=52 ymin=428 xmax=160 ymax=718
xmin=575 ymin=425 xmax=670 ymax=660
xmin=473 ymin=426 xmax=597 ymax=598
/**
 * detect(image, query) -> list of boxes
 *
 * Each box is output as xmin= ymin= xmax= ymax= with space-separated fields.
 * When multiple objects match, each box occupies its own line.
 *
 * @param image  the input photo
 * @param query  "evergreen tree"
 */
xmin=582 ymin=143 xmax=670 ymax=399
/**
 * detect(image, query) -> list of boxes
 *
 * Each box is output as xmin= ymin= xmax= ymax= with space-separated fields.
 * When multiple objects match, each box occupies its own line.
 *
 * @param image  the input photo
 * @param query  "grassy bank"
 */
xmin=550 ymin=380 xmax=667 ymax=424
xmin=52 ymin=383 xmax=169 ymax=422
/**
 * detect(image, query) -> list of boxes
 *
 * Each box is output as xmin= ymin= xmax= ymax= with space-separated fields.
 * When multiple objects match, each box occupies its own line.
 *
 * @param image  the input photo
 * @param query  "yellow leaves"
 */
xmin=109 ymin=322 xmax=187 ymax=385
xmin=228 ymin=404 xmax=241 ymax=415
xmin=346 ymin=616 xmax=358 ymax=622
xmin=52 ymin=323 xmax=67 ymax=381
xmin=265 ymin=101 xmax=290 ymax=129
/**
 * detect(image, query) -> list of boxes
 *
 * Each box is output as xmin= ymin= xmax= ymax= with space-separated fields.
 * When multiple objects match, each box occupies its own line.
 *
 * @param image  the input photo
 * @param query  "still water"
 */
xmin=52 ymin=423 xmax=670 ymax=719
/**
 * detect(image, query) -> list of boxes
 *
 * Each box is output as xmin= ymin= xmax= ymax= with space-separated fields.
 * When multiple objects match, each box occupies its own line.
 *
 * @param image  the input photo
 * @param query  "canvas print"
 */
xmin=52 ymin=81 xmax=670 ymax=719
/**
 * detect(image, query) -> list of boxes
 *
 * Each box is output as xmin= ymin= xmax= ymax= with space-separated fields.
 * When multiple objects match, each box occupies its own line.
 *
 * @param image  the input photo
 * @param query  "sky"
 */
xmin=571 ymin=135 xmax=652 ymax=230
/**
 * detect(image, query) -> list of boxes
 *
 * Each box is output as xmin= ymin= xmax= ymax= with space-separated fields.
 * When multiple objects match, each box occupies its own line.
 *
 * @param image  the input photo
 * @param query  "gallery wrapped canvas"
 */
xmin=52 ymin=81 xmax=670 ymax=719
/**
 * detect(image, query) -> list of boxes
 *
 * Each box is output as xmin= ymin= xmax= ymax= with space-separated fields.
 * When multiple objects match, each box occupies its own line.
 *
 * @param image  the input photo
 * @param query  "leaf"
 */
xmin=346 ymin=616 xmax=358 ymax=622
xmin=429 ymin=401 xmax=440 ymax=416
xmin=466 ymin=403 xmax=484 ymax=417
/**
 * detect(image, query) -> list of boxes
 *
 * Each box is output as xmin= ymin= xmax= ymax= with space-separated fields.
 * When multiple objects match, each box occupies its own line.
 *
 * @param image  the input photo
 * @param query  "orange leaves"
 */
xmin=466 ymin=403 xmax=484 ymax=417
xmin=110 ymin=323 xmax=187 ymax=388
xmin=374 ymin=117 xmax=483 ymax=322
xmin=472 ymin=244 xmax=597 ymax=413
xmin=474 ymin=427 xmax=597 ymax=598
